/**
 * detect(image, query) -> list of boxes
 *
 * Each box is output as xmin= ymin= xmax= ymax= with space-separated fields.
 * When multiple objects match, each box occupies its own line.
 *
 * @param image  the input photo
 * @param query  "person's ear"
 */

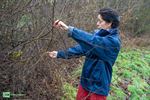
xmin=107 ymin=22 xmax=112 ymax=28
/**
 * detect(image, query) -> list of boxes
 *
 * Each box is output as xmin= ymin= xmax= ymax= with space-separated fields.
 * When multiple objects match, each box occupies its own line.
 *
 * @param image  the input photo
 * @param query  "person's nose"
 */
xmin=97 ymin=21 xmax=100 ymax=26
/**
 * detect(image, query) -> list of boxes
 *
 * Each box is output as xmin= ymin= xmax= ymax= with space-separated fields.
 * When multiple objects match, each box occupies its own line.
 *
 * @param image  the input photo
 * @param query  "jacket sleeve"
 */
xmin=57 ymin=44 xmax=85 ymax=59
xmin=68 ymin=27 xmax=105 ymax=54
xmin=67 ymin=26 xmax=108 ymax=58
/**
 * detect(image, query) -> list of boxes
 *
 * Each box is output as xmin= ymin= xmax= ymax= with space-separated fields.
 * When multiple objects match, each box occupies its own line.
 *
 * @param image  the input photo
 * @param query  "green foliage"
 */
xmin=9 ymin=51 xmax=23 ymax=60
xmin=62 ymin=48 xmax=150 ymax=99
xmin=61 ymin=82 xmax=77 ymax=100
xmin=107 ymin=86 xmax=127 ymax=100
xmin=17 ymin=14 xmax=31 ymax=28
xmin=71 ymin=65 xmax=82 ymax=78
xmin=112 ymin=48 xmax=150 ymax=99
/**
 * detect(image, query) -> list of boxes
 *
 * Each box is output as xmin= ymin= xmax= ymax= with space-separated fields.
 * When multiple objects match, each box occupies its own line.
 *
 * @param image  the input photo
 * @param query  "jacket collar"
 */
xmin=95 ymin=28 xmax=119 ymax=37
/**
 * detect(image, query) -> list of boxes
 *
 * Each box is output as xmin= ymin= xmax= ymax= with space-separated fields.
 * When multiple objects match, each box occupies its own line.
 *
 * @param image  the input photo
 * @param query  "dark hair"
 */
xmin=99 ymin=8 xmax=120 ymax=28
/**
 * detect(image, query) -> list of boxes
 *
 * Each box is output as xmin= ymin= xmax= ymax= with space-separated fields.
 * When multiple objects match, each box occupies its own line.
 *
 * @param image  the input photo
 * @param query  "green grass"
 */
xmin=62 ymin=48 xmax=150 ymax=100
xmin=61 ymin=83 xmax=77 ymax=100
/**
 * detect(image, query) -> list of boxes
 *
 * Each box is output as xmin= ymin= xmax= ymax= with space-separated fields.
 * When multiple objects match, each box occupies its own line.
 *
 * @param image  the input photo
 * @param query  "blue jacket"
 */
xmin=57 ymin=26 xmax=121 ymax=96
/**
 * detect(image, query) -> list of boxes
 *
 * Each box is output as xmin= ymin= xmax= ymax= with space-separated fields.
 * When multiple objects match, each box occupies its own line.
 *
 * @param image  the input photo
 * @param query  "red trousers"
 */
xmin=76 ymin=85 xmax=107 ymax=100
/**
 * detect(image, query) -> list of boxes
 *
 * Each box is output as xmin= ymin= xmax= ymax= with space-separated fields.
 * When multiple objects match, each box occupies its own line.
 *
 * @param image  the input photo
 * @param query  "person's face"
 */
xmin=97 ymin=14 xmax=112 ymax=29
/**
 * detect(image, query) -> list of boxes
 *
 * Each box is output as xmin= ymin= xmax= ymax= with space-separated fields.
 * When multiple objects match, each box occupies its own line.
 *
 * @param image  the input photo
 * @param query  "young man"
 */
xmin=48 ymin=8 xmax=121 ymax=100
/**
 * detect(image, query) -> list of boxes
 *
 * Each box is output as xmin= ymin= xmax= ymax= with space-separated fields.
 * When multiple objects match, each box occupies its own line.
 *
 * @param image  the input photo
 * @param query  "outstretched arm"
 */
xmin=52 ymin=20 xmax=119 ymax=60
xmin=48 ymin=44 xmax=85 ymax=59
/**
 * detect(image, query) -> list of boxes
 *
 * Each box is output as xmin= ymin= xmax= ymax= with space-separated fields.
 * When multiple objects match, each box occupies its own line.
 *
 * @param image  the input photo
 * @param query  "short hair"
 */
xmin=99 ymin=8 xmax=120 ymax=28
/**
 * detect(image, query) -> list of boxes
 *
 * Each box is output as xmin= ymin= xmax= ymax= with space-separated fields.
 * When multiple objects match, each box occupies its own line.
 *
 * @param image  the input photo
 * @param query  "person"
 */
xmin=48 ymin=8 xmax=121 ymax=100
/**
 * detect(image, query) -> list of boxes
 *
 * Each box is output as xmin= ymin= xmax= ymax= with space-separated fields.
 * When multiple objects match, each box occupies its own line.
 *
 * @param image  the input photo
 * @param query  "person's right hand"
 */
xmin=47 ymin=51 xmax=58 ymax=58
xmin=53 ymin=20 xmax=69 ymax=30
